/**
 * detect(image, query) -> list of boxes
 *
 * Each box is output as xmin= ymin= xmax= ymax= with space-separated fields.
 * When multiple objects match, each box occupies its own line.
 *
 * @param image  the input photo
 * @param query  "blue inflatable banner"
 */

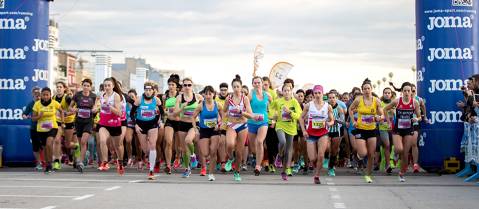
xmin=416 ymin=0 xmax=479 ymax=170
xmin=0 ymin=0 xmax=50 ymax=164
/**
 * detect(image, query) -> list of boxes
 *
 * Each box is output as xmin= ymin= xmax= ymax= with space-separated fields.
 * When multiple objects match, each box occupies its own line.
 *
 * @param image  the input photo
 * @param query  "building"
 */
xmin=94 ymin=54 xmax=112 ymax=92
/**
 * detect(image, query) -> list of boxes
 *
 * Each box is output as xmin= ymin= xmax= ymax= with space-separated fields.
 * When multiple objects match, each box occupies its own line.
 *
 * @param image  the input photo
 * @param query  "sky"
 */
xmin=50 ymin=0 xmax=417 ymax=93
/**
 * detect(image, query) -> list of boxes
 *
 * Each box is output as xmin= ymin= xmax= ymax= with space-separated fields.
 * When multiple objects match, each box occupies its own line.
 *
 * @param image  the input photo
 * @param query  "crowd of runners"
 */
xmin=22 ymin=74 xmax=428 ymax=184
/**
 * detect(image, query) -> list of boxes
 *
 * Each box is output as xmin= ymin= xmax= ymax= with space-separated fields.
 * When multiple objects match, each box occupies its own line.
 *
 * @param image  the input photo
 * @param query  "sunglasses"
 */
xmin=183 ymin=84 xmax=192 ymax=87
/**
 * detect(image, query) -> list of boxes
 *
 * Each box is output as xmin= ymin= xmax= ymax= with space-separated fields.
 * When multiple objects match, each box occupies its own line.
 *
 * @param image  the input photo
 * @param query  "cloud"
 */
xmin=51 ymin=0 xmax=416 ymax=92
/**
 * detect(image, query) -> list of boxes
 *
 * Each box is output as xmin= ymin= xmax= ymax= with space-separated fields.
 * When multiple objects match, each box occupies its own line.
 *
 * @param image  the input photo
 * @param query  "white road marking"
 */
xmin=128 ymin=180 xmax=142 ymax=183
xmin=73 ymin=194 xmax=94 ymax=200
xmin=105 ymin=186 xmax=121 ymax=191
xmin=334 ymin=203 xmax=346 ymax=208
xmin=326 ymin=182 xmax=336 ymax=185
xmin=329 ymin=187 xmax=338 ymax=192
xmin=0 ymin=195 xmax=77 ymax=198
xmin=0 ymin=185 xmax=102 ymax=189
xmin=40 ymin=206 xmax=57 ymax=209
xmin=331 ymin=194 xmax=341 ymax=199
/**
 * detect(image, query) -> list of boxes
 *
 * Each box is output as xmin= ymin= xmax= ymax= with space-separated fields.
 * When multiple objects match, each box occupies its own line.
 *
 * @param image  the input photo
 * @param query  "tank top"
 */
xmin=248 ymin=90 xmax=268 ymax=125
xmin=395 ymin=97 xmax=415 ymax=131
xmin=98 ymin=92 xmax=121 ymax=127
xmin=328 ymin=103 xmax=342 ymax=133
xmin=180 ymin=94 xmax=198 ymax=118
xmin=126 ymin=102 xmax=134 ymax=126
xmin=357 ymin=96 xmax=377 ymax=130
xmin=227 ymin=95 xmax=246 ymax=119
xmin=120 ymin=95 xmax=127 ymax=122
xmin=306 ymin=101 xmax=329 ymax=137
xmin=74 ymin=92 xmax=96 ymax=121
xmin=136 ymin=96 xmax=157 ymax=122
xmin=165 ymin=95 xmax=177 ymax=115
xmin=379 ymin=100 xmax=394 ymax=131
xmin=199 ymin=101 xmax=219 ymax=129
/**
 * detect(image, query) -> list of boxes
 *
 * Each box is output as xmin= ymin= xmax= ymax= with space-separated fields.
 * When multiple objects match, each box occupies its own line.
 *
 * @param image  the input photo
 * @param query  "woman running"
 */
xmin=247 ymin=76 xmax=271 ymax=176
xmin=125 ymin=89 xmax=137 ymax=167
xmin=215 ymin=82 xmax=230 ymax=172
xmin=348 ymin=79 xmax=384 ymax=183
xmin=327 ymin=91 xmax=345 ymax=177
xmin=163 ymin=74 xmax=181 ymax=173
xmin=262 ymin=76 xmax=279 ymax=173
xmin=384 ymin=82 xmax=421 ymax=182
xmin=32 ymin=87 xmax=64 ymax=173
xmin=131 ymin=82 xmax=162 ymax=180
xmin=274 ymin=84 xmax=302 ymax=180
xmin=299 ymin=85 xmax=334 ymax=184
xmin=96 ymin=77 xmax=125 ymax=175
xmin=192 ymin=86 xmax=222 ymax=181
xmin=69 ymin=79 xmax=98 ymax=173
xmin=223 ymin=75 xmax=259 ymax=181
xmin=378 ymin=87 xmax=394 ymax=174
xmin=52 ymin=81 xmax=75 ymax=170
xmin=173 ymin=78 xmax=203 ymax=178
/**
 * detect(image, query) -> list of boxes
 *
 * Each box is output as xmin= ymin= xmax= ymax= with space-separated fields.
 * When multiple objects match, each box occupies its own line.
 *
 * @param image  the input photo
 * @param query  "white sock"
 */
xmin=149 ymin=150 xmax=156 ymax=171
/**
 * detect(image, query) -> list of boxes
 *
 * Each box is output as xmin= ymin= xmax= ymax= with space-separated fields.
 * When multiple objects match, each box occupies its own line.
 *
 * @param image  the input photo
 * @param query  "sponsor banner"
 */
xmin=0 ymin=0 xmax=50 ymax=163
xmin=416 ymin=0 xmax=478 ymax=169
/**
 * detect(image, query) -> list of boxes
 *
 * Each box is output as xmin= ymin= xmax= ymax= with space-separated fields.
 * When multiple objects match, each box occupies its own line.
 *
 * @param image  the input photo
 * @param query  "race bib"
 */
xmin=204 ymin=118 xmax=217 ymax=128
xmin=101 ymin=104 xmax=111 ymax=113
xmin=228 ymin=107 xmax=241 ymax=118
xmin=78 ymin=108 xmax=91 ymax=119
xmin=253 ymin=113 xmax=264 ymax=121
xmin=39 ymin=120 xmax=53 ymax=131
xmin=141 ymin=110 xmax=155 ymax=118
xmin=361 ymin=115 xmax=375 ymax=125
xmin=398 ymin=118 xmax=412 ymax=129
xmin=281 ymin=110 xmax=292 ymax=121
xmin=183 ymin=110 xmax=194 ymax=117
xmin=312 ymin=118 xmax=325 ymax=129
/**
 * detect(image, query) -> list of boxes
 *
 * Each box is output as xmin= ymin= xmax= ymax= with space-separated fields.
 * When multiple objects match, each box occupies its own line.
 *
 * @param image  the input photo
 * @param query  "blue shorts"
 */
xmin=247 ymin=122 xmax=268 ymax=134
xmin=229 ymin=123 xmax=248 ymax=133
xmin=306 ymin=133 xmax=329 ymax=143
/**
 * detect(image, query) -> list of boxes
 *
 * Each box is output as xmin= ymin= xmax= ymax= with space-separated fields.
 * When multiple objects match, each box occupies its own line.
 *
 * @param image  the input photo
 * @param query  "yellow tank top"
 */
xmin=357 ymin=96 xmax=377 ymax=130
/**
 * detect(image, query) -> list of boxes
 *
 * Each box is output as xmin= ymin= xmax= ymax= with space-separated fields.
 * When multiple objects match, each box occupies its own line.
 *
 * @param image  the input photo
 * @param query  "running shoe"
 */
xmin=35 ymin=163 xmax=43 ymax=171
xmin=268 ymin=164 xmax=276 ymax=173
xmin=200 ymin=167 xmax=207 ymax=176
xmin=364 ymin=175 xmax=373 ymax=183
xmin=254 ymin=166 xmax=261 ymax=176
xmin=281 ymin=172 xmax=288 ymax=181
xmin=373 ymin=165 xmax=380 ymax=171
xmin=148 ymin=171 xmax=156 ymax=180
xmin=299 ymin=157 xmax=305 ymax=167
xmin=127 ymin=158 xmax=134 ymax=167
xmin=346 ymin=159 xmax=353 ymax=168
xmin=225 ymin=159 xmax=234 ymax=172
xmin=292 ymin=164 xmax=300 ymax=174
xmin=313 ymin=176 xmax=321 ymax=184
xmin=117 ymin=163 xmax=125 ymax=176
xmin=173 ymin=158 xmax=181 ymax=169
xmin=233 ymin=171 xmax=241 ymax=182
xmin=221 ymin=162 xmax=226 ymax=173
xmin=286 ymin=167 xmax=293 ymax=176
xmin=215 ymin=163 xmax=221 ymax=171
xmin=164 ymin=165 xmax=172 ymax=175
xmin=53 ymin=161 xmax=61 ymax=170
xmin=274 ymin=154 xmax=283 ymax=168
xmin=208 ymin=174 xmax=215 ymax=181
xmin=241 ymin=164 xmax=248 ymax=171
xmin=386 ymin=165 xmax=393 ymax=174
xmin=154 ymin=163 xmax=160 ymax=174
xmin=191 ymin=154 xmax=198 ymax=168
xmin=413 ymin=163 xmax=420 ymax=173
xmin=399 ymin=172 xmax=406 ymax=182
xmin=323 ymin=158 xmax=329 ymax=169
xmin=328 ymin=168 xmax=336 ymax=177
xmin=104 ymin=162 xmax=110 ymax=170
xmin=182 ymin=168 xmax=191 ymax=178
xmin=44 ymin=164 xmax=53 ymax=174
xmin=77 ymin=162 xmax=84 ymax=173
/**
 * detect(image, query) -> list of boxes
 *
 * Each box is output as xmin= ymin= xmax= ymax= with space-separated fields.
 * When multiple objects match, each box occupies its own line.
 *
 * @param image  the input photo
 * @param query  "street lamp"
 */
xmin=388 ymin=72 xmax=394 ymax=82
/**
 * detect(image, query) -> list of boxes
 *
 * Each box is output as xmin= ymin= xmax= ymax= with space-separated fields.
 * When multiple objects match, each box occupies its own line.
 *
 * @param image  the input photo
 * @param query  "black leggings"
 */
xmin=266 ymin=126 xmax=279 ymax=164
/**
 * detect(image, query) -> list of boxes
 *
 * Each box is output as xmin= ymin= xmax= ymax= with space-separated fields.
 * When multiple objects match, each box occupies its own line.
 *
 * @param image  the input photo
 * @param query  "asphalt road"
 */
xmin=0 ymin=167 xmax=478 ymax=209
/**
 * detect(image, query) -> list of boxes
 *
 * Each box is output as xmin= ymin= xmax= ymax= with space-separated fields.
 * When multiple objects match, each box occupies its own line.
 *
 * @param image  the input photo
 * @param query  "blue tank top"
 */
xmin=199 ymin=101 xmax=218 ymax=129
xmin=248 ymin=90 xmax=268 ymax=125
xmin=136 ymin=96 xmax=157 ymax=121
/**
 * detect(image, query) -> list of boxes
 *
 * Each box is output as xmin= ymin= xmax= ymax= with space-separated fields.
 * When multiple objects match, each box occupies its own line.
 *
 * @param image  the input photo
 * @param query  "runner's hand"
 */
xmin=135 ymin=125 xmax=143 ymax=134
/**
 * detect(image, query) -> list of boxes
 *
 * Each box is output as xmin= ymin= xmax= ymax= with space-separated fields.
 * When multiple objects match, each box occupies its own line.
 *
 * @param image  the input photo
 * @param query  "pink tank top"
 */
xmin=99 ymin=92 xmax=121 ymax=127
